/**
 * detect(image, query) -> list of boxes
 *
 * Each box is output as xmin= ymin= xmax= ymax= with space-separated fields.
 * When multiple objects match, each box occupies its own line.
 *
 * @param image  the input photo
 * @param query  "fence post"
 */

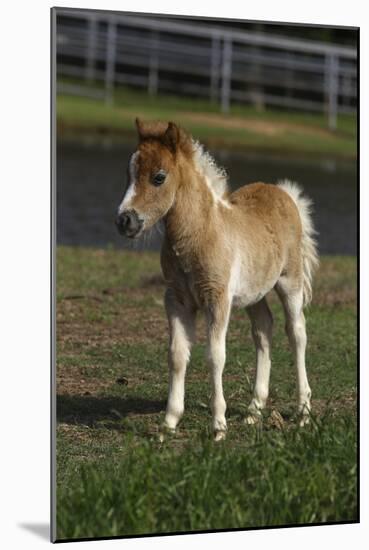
xmin=85 ymin=14 xmax=98 ymax=83
xmin=341 ymin=72 xmax=351 ymax=108
xmin=249 ymin=24 xmax=264 ymax=111
xmin=105 ymin=18 xmax=117 ymax=105
xmin=221 ymin=37 xmax=233 ymax=113
xmin=326 ymin=54 xmax=339 ymax=130
xmin=148 ymin=30 xmax=160 ymax=95
xmin=210 ymin=33 xmax=221 ymax=103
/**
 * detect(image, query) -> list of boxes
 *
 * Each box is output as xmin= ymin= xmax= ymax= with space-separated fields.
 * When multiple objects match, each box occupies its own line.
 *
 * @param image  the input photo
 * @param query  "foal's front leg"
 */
xmin=162 ymin=289 xmax=196 ymax=433
xmin=206 ymin=296 xmax=231 ymax=441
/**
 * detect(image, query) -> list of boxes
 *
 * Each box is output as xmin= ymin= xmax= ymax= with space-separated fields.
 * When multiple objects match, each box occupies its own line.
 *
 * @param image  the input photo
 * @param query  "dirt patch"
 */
xmin=312 ymin=393 xmax=357 ymax=416
xmin=57 ymin=423 xmax=96 ymax=443
xmin=60 ymin=106 xmax=337 ymax=142
xmin=57 ymin=286 xmax=168 ymax=348
xmin=182 ymin=112 xmax=336 ymax=139
xmin=123 ymin=105 xmax=337 ymax=139
xmin=56 ymin=361 xmax=114 ymax=395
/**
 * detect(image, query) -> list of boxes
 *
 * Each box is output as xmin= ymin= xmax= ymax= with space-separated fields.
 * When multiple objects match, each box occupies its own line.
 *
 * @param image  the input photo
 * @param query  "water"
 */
xmin=57 ymin=140 xmax=357 ymax=255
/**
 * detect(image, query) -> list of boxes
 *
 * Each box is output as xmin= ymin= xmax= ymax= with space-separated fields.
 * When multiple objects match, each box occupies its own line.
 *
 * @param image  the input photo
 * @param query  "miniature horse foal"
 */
xmin=116 ymin=119 xmax=319 ymax=441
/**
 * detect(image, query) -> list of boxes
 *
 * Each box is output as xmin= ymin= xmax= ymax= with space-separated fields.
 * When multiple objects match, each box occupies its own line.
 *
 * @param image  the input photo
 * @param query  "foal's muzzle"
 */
xmin=115 ymin=210 xmax=143 ymax=238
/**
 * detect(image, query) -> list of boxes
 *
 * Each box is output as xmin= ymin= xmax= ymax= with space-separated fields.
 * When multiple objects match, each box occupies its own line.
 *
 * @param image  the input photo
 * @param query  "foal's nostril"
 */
xmin=115 ymin=213 xmax=128 ymax=234
xmin=115 ymin=210 xmax=142 ymax=237
xmin=115 ymin=214 xmax=124 ymax=230
xmin=122 ymin=212 xmax=133 ymax=230
xmin=127 ymin=212 xmax=135 ymax=229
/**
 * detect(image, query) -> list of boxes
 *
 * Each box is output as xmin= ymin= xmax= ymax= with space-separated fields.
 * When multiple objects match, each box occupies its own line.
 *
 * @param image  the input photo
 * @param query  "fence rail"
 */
xmin=56 ymin=9 xmax=357 ymax=129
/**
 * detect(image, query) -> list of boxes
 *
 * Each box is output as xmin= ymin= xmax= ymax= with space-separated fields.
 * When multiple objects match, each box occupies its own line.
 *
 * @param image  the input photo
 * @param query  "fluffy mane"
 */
xmin=191 ymin=140 xmax=229 ymax=199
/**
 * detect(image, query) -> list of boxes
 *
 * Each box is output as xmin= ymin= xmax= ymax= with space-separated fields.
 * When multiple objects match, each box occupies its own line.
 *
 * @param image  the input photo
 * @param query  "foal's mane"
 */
xmin=191 ymin=140 xmax=229 ymax=199
xmin=136 ymin=118 xmax=229 ymax=199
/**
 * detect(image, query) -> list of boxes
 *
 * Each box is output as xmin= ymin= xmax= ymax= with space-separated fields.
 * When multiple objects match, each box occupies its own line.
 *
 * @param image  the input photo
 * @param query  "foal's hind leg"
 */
xmin=275 ymin=278 xmax=311 ymax=426
xmin=245 ymin=298 xmax=273 ymax=424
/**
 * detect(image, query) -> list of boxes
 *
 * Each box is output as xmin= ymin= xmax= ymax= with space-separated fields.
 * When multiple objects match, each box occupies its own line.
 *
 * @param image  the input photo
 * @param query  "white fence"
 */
xmin=56 ymin=9 xmax=357 ymax=129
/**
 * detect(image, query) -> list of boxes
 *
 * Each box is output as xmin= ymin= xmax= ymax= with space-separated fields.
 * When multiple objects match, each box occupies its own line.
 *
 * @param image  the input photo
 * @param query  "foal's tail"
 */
xmin=277 ymin=180 xmax=319 ymax=306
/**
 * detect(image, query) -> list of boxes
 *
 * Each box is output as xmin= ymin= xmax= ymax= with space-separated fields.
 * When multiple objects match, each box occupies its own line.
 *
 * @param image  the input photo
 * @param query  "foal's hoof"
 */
xmin=214 ymin=430 xmax=226 ymax=442
xmin=244 ymin=413 xmax=262 ymax=426
xmin=298 ymin=404 xmax=311 ymax=427
xmin=298 ymin=414 xmax=310 ymax=428
xmin=158 ymin=424 xmax=176 ymax=442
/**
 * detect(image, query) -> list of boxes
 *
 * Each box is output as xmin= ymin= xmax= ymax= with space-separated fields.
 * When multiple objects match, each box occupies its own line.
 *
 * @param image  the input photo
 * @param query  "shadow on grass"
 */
xmin=57 ymin=394 xmax=165 ymax=427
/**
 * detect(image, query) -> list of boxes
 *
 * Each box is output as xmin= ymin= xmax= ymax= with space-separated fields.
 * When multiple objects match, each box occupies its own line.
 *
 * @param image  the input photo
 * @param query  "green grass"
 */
xmin=55 ymin=248 xmax=357 ymax=540
xmin=57 ymin=83 xmax=357 ymax=159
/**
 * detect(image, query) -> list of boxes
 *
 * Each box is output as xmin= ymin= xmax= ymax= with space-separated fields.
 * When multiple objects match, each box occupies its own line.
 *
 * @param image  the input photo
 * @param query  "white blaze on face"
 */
xmin=118 ymin=151 xmax=139 ymax=214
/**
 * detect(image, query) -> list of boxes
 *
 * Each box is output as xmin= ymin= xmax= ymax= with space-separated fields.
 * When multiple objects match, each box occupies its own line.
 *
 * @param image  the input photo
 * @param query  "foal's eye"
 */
xmin=152 ymin=170 xmax=166 ymax=186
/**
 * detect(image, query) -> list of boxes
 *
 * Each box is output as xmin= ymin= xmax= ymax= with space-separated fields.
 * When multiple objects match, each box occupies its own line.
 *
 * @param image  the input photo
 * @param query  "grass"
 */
xmin=57 ymin=84 xmax=357 ymax=159
xmin=55 ymin=247 xmax=357 ymax=540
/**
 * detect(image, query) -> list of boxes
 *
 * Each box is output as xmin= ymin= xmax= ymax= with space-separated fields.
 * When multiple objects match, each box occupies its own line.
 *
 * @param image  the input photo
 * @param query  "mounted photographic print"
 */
xmin=51 ymin=6 xmax=358 ymax=542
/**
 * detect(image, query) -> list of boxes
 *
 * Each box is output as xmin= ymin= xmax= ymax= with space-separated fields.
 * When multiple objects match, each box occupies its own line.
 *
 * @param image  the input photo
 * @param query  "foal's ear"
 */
xmin=135 ymin=117 xmax=144 ymax=139
xmin=162 ymin=122 xmax=179 ymax=154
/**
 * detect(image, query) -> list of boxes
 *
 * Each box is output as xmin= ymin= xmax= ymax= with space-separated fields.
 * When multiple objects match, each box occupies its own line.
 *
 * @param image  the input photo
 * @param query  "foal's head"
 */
xmin=115 ymin=119 xmax=191 ymax=238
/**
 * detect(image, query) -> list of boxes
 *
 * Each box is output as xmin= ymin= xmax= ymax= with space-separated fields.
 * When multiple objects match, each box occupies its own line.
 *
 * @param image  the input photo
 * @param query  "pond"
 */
xmin=57 ymin=140 xmax=357 ymax=255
